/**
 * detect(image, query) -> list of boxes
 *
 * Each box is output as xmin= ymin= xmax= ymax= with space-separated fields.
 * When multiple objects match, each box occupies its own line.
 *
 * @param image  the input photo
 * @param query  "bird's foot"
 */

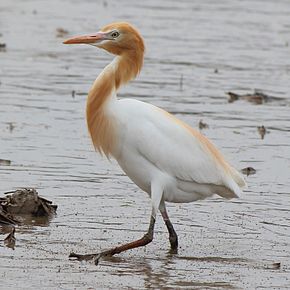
xmin=69 ymin=217 xmax=156 ymax=266
xmin=69 ymin=251 xmax=107 ymax=265
xmin=169 ymin=247 xmax=178 ymax=255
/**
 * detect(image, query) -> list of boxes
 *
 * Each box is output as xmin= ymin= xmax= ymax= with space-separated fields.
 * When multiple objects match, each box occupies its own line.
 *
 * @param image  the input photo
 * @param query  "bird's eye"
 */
xmin=111 ymin=31 xmax=120 ymax=38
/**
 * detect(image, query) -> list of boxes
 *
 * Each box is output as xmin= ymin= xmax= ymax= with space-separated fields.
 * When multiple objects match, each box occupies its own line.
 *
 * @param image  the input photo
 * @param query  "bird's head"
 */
xmin=63 ymin=22 xmax=145 ymax=56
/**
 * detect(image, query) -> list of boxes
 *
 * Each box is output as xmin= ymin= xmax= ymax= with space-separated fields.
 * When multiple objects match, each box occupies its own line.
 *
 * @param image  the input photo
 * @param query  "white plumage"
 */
xmin=108 ymin=97 xmax=245 ymax=210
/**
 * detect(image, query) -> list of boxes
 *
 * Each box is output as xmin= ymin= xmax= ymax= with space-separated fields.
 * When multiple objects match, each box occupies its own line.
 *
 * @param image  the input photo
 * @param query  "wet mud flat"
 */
xmin=1 ymin=0 xmax=290 ymax=289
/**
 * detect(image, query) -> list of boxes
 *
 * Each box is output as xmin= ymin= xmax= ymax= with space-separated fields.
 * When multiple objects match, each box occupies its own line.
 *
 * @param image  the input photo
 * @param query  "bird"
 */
xmin=63 ymin=22 xmax=246 ymax=265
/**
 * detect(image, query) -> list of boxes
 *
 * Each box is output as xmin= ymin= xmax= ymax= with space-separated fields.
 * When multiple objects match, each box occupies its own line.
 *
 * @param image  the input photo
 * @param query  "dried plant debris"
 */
xmin=0 ymin=159 xmax=11 ymax=166
xmin=4 ymin=227 xmax=16 ymax=250
xmin=198 ymin=120 xmax=209 ymax=130
xmin=241 ymin=167 xmax=256 ymax=176
xmin=227 ymin=90 xmax=287 ymax=105
xmin=257 ymin=125 xmax=267 ymax=139
xmin=227 ymin=91 xmax=269 ymax=104
xmin=0 ymin=188 xmax=57 ymax=225
xmin=0 ymin=210 xmax=18 ymax=225
xmin=56 ymin=28 xmax=69 ymax=38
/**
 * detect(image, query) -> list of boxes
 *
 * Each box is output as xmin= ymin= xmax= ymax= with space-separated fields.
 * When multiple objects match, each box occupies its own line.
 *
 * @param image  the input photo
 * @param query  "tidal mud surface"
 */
xmin=0 ymin=0 xmax=290 ymax=289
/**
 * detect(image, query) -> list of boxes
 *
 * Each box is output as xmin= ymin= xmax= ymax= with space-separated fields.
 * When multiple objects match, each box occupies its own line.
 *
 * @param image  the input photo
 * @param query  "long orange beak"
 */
xmin=63 ymin=32 xmax=106 ymax=44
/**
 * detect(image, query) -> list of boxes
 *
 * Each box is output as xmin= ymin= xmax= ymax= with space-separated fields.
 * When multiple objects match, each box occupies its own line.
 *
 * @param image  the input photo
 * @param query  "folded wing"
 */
xmin=128 ymin=103 xmax=245 ymax=198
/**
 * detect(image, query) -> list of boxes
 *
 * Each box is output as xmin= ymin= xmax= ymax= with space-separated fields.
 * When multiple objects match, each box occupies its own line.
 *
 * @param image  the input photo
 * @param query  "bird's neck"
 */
xmin=86 ymin=50 xmax=143 ymax=157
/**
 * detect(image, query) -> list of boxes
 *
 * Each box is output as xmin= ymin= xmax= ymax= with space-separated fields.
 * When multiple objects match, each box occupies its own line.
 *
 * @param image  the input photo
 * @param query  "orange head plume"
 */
xmin=64 ymin=22 xmax=145 ymax=87
xmin=63 ymin=22 xmax=145 ymax=56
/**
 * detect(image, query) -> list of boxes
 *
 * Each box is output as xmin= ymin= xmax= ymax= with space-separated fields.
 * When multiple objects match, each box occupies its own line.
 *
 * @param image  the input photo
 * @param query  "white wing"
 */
xmin=116 ymin=99 xmax=245 ymax=198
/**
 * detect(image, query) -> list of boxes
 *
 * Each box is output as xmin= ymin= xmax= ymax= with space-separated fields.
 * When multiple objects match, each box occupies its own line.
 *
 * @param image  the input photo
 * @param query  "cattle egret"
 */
xmin=63 ymin=22 xmax=246 ymax=265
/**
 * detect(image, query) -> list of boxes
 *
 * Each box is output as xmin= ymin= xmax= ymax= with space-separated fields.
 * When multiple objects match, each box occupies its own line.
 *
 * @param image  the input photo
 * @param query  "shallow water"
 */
xmin=0 ymin=0 xmax=290 ymax=289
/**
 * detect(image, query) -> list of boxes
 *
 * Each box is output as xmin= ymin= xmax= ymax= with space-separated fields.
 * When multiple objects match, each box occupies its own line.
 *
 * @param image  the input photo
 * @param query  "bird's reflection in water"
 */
xmin=103 ymin=253 xmax=174 ymax=289
xmin=101 ymin=252 xmax=237 ymax=289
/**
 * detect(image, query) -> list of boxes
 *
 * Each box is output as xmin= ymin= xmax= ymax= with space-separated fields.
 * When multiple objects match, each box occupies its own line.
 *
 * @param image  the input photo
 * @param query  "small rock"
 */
xmin=0 ymin=43 xmax=7 ymax=52
xmin=227 ymin=92 xmax=240 ymax=103
xmin=257 ymin=125 xmax=267 ymax=139
xmin=241 ymin=167 xmax=256 ymax=176
xmin=272 ymin=262 xmax=281 ymax=270
xmin=0 ymin=159 xmax=11 ymax=166
xmin=198 ymin=120 xmax=209 ymax=130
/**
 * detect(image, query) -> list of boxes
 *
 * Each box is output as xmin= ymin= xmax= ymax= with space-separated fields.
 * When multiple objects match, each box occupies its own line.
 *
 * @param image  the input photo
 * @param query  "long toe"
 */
xmin=69 ymin=252 xmax=99 ymax=262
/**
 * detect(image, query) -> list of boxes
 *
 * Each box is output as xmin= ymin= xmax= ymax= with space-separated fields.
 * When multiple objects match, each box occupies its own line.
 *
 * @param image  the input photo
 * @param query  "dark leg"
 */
xmin=159 ymin=200 xmax=178 ymax=252
xmin=69 ymin=215 xmax=156 ymax=265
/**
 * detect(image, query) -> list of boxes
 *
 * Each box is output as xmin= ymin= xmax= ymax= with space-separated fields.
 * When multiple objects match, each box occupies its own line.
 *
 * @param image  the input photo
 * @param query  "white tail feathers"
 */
xmin=219 ymin=167 xmax=246 ymax=199
xmin=229 ymin=166 xmax=246 ymax=188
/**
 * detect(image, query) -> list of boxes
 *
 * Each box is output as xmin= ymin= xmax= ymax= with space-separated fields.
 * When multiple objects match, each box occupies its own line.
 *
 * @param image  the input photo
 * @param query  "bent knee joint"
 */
xmin=142 ymin=232 xmax=153 ymax=244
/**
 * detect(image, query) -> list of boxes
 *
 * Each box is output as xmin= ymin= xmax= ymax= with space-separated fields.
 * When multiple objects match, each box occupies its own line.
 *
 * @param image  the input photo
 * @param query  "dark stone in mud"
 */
xmin=272 ymin=262 xmax=281 ymax=270
xmin=0 ymin=43 xmax=7 ymax=52
xmin=0 ymin=188 xmax=57 ymax=225
xmin=241 ymin=167 xmax=256 ymax=176
xmin=0 ymin=158 xmax=11 ymax=166
xmin=198 ymin=119 xmax=209 ymax=130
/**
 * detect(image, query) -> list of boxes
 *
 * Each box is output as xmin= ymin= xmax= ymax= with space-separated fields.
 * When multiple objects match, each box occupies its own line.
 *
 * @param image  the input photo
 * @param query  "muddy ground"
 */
xmin=0 ymin=0 xmax=290 ymax=289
